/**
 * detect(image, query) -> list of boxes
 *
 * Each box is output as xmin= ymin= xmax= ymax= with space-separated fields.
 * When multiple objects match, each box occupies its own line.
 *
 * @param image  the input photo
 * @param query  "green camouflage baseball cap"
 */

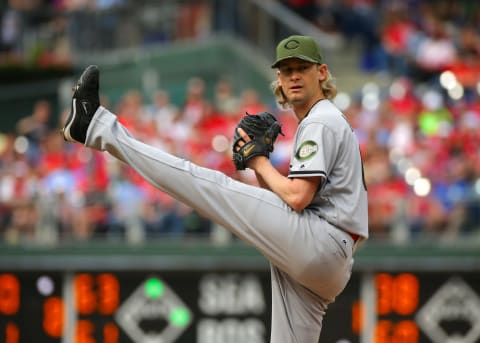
xmin=271 ymin=35 xmax=323 ymax=68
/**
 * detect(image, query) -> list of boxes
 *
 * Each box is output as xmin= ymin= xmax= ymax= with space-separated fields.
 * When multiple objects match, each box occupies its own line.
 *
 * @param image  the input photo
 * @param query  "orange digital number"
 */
xmin=75 ymin=274 xmax=97 ymax=315
xmin=392 ymin=320 xmax=419 ymax=343
xmin=352 ymin=300 xmax=363 ymax=334
xmin=74 ymin=273 xmax=119 ymax=315
xmin=393 ymin=274 xmax=419 ymax=316
xmin=375 ymin=273 xmax=419 ymax=315
xmin=375 ymin=320 xmax=392 ymax=343
xmin=43 ymin=296 xmax=64 ymax=338
xmin=74 ymin=318 xmax=120 ymax=343
xmin=103 ymin=322 xmax=119 ymax=343
xmin=376 ymin=273 xmax=393 ymax=315
xmin=75 ymin=319 xmax=95 ymax=343
xmin=5 ymin=322 xmax=19 ymax=343
xmin=97 ymin=274 xmax=119 ymax=315
xmin=0 ymin=274 xmax=20 ymax=315
xmin=375 ymin=320 xmax=418 ymax=343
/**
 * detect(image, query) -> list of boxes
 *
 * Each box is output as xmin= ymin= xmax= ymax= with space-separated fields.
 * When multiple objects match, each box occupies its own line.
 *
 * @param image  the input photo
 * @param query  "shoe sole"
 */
xmin=62 ymin=65 xmax=99 ymax=143
xmin=62 ymin=98 xmax=78 ymax=142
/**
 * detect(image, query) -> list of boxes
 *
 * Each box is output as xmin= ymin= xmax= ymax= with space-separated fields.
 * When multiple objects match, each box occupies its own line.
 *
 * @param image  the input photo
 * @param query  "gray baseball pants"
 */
xmin=85 ymin=107 xmax=355 ymax=343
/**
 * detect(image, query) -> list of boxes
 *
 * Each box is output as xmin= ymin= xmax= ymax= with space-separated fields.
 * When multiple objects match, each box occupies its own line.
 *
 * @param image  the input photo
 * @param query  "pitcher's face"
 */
xmin=277 ymin=58 xmax=326 ymax=108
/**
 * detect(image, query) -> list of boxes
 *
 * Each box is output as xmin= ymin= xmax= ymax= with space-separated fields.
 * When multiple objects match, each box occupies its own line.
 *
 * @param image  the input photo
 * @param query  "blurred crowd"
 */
xmin=0 ymin=78 xmax=294 ymax=244
xmin=283 ymin=0 xmax=480 ymax=83
xmin=1 ymin=0 xmax=480 ymax=245
xmin=314 ymin=0 xmax=480 ymax=243
xmin=0 ymin=0 xmax=212 ymax=66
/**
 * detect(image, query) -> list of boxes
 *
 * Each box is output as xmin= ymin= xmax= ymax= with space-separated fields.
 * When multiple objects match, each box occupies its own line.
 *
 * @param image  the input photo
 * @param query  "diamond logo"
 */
xmin=416 ymin=277 xmax=480 ymax=343
xmin=115 ymin=276 xmax=192 ymax=342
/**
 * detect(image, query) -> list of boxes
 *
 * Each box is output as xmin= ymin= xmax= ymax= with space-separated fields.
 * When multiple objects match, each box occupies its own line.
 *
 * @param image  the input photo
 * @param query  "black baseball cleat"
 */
xmin=62 ymin=65 xmax=100 ymax=144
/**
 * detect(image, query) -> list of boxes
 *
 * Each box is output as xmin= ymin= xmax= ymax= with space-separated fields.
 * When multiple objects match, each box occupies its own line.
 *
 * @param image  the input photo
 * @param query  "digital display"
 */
xmin=373 ymin=272 xmax=480 ymax=343
xmin=322 ymin=272 xmax=480 ymax=343
xmin=1 ymin=270 xmax=480 ymax=343
xmin=0 ymin=272 xmax=63 ymax=343
xmin=0 ymin=271 xmax=272 ymax=343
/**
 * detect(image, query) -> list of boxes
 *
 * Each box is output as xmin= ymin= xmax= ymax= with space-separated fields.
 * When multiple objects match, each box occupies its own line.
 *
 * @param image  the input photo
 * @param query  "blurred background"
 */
xmin=0 ymin=0 xmax=480 ymax=342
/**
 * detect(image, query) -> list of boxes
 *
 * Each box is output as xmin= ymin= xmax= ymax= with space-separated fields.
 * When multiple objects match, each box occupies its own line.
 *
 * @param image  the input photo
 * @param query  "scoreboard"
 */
xmin=0 ymin=271 xmax=271 ymax=343
xmin=322 ymin=272 xmax=480 ymax=343
xmin=1 ymin=270 xmax=480 ymax=343
xmin=1 ymin=243 xmax=480 ymax=343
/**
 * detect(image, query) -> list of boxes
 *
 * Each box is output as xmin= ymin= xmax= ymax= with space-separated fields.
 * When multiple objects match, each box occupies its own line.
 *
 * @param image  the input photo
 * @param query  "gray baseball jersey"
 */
xmin=86 ymin=105 xmax=368 ymax=342
xmin=289 ymin=99 xmax=368 ymax=239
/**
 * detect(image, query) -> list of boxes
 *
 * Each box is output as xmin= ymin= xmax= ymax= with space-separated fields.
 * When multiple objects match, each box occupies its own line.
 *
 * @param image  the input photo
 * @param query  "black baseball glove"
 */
xmin=232 ymin=112 xmax=284 ymax=170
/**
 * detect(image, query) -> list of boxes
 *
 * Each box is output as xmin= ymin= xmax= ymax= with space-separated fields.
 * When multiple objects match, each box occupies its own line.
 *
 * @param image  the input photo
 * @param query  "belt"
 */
xmin=348 ymin=232 xmax=360 ymax=242
xmin=322 ymin=216 xmax=360 ymax=243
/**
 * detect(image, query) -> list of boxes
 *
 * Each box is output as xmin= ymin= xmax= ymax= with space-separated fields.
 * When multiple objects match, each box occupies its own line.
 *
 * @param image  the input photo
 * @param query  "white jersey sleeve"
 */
xmin=288 ymin=120 xmax=336 ymax=180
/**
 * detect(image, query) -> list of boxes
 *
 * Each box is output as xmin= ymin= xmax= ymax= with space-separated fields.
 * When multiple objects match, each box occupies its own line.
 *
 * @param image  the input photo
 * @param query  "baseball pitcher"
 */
xmin=62 ymin=35 xmax=368 ymax=342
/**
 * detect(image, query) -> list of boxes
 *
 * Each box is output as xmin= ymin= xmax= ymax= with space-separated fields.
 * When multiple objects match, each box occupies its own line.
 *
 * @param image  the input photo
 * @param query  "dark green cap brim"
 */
xmin=271 ymin=55 xmax=321 ymax=68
